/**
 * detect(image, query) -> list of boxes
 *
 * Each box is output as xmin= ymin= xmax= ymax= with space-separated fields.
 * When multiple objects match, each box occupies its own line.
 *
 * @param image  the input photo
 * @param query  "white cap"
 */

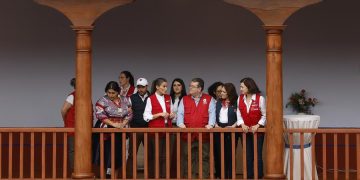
xmin=136 ymin=78 xmax=148 ymax=86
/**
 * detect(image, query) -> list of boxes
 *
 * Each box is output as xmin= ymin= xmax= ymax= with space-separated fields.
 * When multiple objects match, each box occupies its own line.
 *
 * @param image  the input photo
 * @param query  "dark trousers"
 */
xmin=214 ymin=132 xmax=239 ymax=179
xmin=148 ymin=136 xmax=167 ymax=178
xmin=241 ymin=133 xmax=264 ymax=179
xmin=126 ymin=132 xmax=154 ymax=178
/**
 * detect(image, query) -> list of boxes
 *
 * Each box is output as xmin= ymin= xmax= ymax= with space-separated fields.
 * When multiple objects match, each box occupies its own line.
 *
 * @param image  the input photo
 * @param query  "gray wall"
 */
xmin=0 ymin=0 xmax=359 ymax=127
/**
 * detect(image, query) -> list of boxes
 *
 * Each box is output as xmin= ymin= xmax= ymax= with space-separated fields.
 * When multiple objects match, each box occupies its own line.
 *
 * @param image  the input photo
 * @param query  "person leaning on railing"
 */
xmin=177 ymin=78 xmax=216 ymax=179
xmin=236 ymin=77 xmax=266 ymax=179
xmin=92 ymin=81 xmax=133 ymax=179
xmin=214 ymin=83 xmax=239 ymax=179
xmin=143 ymin=78 xmax=176 ymax=178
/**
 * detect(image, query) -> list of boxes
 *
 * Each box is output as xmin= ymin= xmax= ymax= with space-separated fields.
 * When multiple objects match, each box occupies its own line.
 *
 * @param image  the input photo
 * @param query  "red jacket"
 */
xmin=238 ymin=94 xmax=262 ymax=126
xmin=148 ymin=94 xmax=172 ymax=128
xmin=64 ymin=91 xmax=75 ymax=136
xmin=182 ymin=94 xmax=211 ymax=142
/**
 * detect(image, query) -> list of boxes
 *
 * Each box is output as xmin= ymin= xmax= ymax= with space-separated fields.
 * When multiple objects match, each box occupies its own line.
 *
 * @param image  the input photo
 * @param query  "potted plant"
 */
xmin=286 ymin=89 xmax=318 ymax=114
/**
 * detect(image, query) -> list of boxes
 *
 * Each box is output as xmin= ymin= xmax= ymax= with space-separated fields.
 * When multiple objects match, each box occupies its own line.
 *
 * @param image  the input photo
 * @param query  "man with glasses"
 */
xmin=177 ymin=78 xmax=216 ymax=179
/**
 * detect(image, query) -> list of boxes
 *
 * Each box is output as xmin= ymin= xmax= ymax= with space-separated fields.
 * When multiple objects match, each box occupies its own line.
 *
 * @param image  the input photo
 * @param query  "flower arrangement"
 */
xmin=286 ymin=89 xmax=318 ymax=114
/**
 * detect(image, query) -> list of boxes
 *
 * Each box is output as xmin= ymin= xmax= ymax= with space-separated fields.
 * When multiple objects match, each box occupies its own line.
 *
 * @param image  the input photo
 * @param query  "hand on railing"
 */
xmin=178 ymin=123 xmax=186 ymax=128
xmin=205 ymin=124 xmax=213 ymax=129
xmin=251 ymin=124 xmax=260 ymax=133
xmin=241 ymin=124 xmax=250 ymax=133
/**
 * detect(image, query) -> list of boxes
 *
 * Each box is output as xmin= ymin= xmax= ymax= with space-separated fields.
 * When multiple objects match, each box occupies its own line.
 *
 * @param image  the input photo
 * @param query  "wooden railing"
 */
xmin=284 ymin=128 xmax=360 ymax=180
xmin=0 ymin=128 xmax=359 ymax=179
xmin=0 ymin=128 xmax=73 ymax=179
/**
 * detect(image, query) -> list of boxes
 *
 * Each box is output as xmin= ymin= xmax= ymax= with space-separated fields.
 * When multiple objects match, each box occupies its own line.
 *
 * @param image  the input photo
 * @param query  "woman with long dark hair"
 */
xmin=237 ymin=77 xmax=266 ymax=179
xmin=170 ymin=78 xmax=187 ymax=125
xmin=169 ymin=78 xmax=186 ymax=177
xmin=93 ymin=81 xmax=132 ymax=178
xmin=214 ymin=83 xmax=239 ymax=179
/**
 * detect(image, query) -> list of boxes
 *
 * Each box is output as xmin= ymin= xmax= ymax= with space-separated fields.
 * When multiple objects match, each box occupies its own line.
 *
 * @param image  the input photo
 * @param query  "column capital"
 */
xmin=34 ymin=0 xmax=134 ymax=26
xmin=224 ymin=0 xmax=321 ymax=26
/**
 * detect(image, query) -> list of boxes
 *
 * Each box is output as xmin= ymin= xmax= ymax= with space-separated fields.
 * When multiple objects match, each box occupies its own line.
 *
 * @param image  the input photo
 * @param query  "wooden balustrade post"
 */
xmin=222 ymin=1 xmax=321 ymax=178
xmin=72 ymin=25 xmax=94 ymax=179
xmin=33 ymin=0 xmax=135 ymax=178
xmin=264 ymin=25 xmax=286 ymax=179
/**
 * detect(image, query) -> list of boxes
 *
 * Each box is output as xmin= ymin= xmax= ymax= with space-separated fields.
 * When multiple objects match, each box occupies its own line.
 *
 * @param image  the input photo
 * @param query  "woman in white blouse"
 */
xmin=214 ymin=83 xmax=239 ymax=179
xmin=236 ymin=77 xmax=266 ymax=179
xmin=143 ymin=78 xmax=175 ymax=178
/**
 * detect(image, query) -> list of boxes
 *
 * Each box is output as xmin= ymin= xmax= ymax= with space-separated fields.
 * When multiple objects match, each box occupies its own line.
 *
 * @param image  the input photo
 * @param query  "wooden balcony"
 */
xmin=0 ymin=127 xmax=359 ymax=179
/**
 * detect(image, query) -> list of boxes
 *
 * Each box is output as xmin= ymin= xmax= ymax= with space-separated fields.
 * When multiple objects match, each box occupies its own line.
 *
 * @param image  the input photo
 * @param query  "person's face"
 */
xmin=240 ymin=82 xmax=249 ymax=95
xmin=220 ymin=86 xmax=228 ymax=100
xmin=106 ymin=89 xmax=119 ymax=100
xmin=172 ymin=81 xmax=183 ymax=94
xmin=137 ymin=85 xmax=148 ymax=96
xmin=119 ymin=73 xmax=129 ymax=86
xmin=189 ymin=81 xmax=201 ymax=96
xmin=156 ymin=82 xmax=168 ymax=95
xmin=215 ymin=85 xmax=223 ymax=100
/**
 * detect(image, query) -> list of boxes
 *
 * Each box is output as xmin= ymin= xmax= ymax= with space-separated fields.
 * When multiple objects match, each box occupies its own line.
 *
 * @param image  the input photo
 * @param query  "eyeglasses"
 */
xmin=189 ymin=85 xmax=199 ymax=89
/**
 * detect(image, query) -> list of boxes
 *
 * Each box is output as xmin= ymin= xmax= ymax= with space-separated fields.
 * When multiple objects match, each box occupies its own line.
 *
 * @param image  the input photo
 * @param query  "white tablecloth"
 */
xmin=283 ymin=115 xmax=320 ymax=180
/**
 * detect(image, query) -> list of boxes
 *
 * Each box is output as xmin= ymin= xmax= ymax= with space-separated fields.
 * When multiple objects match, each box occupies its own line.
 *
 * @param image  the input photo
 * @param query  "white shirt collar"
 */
xmin=155 ymin=92 xmax=164 ymax=99
xmin=192 ymin=93 xmax=203 ymax=99
xmin=242 ymin=94 xmax=256 ymax=101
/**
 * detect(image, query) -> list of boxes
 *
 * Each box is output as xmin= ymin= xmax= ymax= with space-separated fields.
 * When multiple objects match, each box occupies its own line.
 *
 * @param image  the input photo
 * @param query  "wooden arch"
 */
xmin=34 ymin=0 xmax=321 ymax=178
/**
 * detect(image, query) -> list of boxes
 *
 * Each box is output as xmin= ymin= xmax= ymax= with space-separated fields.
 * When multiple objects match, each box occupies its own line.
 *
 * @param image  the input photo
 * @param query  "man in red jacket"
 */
xmin=177 ymin=78 xmax=216 ymax=179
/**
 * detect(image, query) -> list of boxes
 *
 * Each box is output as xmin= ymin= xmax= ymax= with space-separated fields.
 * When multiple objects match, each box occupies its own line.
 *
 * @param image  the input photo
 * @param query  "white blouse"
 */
xmin=219 ymin=107 xmax=229 ymax=124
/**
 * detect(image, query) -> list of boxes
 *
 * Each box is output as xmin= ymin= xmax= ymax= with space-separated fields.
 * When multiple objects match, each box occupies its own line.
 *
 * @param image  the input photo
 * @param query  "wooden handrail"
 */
xmin=1 ymin=127 xmax=360 ymax=179
xmin=1 ymin=127 xmax=360 ymax=134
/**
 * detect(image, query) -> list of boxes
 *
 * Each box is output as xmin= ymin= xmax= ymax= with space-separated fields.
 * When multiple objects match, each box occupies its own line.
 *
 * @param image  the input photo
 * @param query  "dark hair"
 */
xmin=120 ymin=71 xmax=135 ymax=86
xmin=207 ymin=81 xmax=224 ymax=99
xmin=151 ymin=78 xmax=167 ymax=94
xmin=70 ymin=78 xmax=76 ymax=88
xmin=170 ymin=78 xmax=187 ymax=104
xmin=105 ymin=81 xmax=120 ymax=93
xmin=240 ymin=77 xmax=261 ymax=94
xmin=191 ymin=78 xmax=204 ymax=92
xmin=223 ymin=83 xmax=238 ymax=106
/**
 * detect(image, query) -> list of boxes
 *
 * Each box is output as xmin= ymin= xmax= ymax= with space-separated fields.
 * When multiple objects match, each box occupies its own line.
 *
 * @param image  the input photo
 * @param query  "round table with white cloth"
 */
xmin=283 ymin=115 xmax=320 ymax=180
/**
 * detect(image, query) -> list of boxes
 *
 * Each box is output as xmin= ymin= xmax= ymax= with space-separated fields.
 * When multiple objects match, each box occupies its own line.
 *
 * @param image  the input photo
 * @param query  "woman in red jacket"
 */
xmin=143 ymin=78 xmax=175 ymax=178
xmin=237 ymin=77 xmax=266 ymax=179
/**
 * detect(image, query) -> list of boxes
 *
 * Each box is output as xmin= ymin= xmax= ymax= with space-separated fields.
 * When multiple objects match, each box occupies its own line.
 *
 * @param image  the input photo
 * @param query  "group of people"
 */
xmin=61 ymin=70 xmax=266 ymax=179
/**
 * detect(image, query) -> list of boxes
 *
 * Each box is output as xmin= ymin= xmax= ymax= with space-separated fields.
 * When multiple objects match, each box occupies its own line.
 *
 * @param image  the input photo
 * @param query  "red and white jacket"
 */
xmin=237 ymin=93 xmax=266 ymax=127
xmin=145 ymin=93 xmax=173 ymax=128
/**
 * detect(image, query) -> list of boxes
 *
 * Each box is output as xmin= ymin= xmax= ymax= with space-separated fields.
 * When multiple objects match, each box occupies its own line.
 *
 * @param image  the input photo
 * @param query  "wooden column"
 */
xmin=73 ymin=26 xmax=94 ymax=179
xmin=223 ymin=0 xmax=322 ymax=179
xmin=264 ymin=25 xmax=285 ymax=179
xmin=34 ymin=0 xmax=134 ymax=179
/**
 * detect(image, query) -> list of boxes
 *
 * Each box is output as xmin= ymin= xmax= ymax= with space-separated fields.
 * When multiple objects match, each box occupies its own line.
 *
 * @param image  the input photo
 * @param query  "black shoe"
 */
xmin=106 ymin=174 xmax=111 ymax=179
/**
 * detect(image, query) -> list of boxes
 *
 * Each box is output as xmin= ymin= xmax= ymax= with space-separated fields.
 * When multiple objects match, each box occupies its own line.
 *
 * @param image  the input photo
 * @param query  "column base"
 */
xmin=72 ymin=172 xmax=95 ymax=179
xmin=264 ymin=173 xmax=286 ymax=179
